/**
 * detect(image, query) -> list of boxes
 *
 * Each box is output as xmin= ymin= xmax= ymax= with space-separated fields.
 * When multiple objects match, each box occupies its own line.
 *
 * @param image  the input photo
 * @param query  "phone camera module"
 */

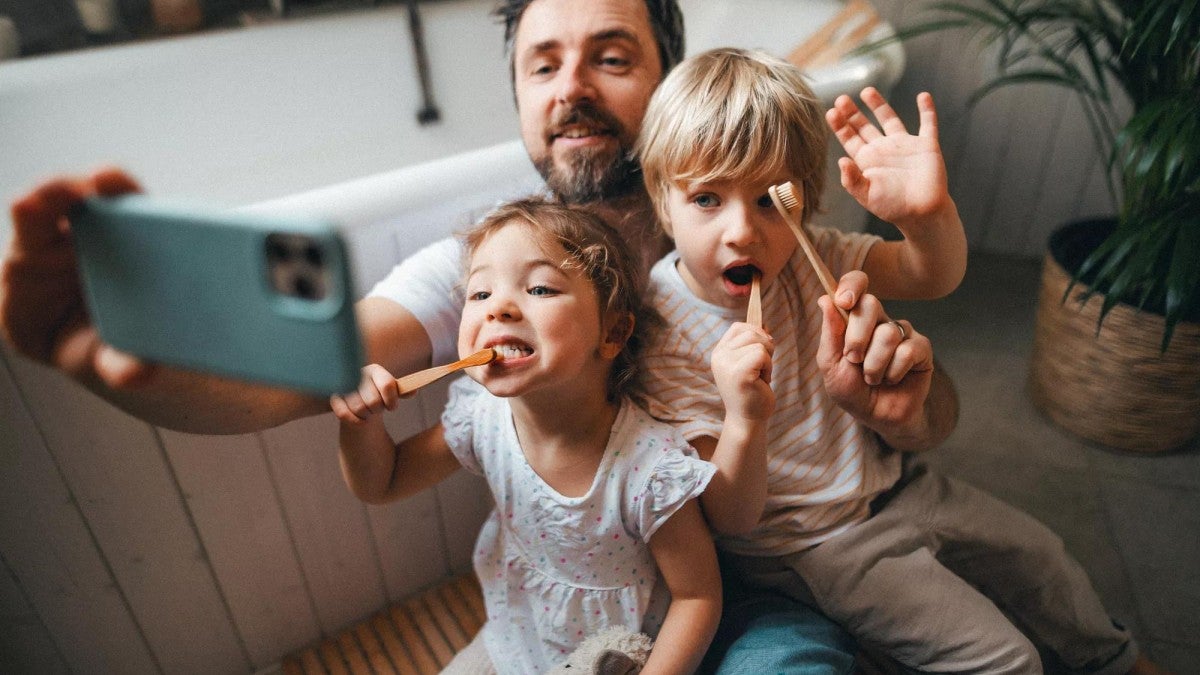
xmin=265 ymin=233 xmax=330 ymax=301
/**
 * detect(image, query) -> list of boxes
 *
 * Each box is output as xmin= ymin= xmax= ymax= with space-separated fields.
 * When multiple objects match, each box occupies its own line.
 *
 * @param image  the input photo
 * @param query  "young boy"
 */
xmin=636 ymin=47 xmax=1149 ymax=673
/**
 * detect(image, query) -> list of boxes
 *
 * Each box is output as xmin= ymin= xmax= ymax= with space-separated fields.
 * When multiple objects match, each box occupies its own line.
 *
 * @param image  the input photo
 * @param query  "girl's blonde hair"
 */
xmin=636 ymin=47 xmax=828 ymax=231
xmin=462 ymin=197 xmax=657 ymax=402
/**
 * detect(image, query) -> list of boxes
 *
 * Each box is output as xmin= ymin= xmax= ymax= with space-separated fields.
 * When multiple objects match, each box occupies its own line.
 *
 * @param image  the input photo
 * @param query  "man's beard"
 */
xmin=535 ymin=104 xmax=643 ymax=204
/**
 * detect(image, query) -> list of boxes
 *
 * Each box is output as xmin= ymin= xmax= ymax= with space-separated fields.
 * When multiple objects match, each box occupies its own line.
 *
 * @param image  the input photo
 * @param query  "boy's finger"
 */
xmin=861 ymin=87 xmax=907 ymax=136
xmin=916 ymin=92 xmax=939 ymax=139
xmin=834 ymin=94 xmax=883 ymax=143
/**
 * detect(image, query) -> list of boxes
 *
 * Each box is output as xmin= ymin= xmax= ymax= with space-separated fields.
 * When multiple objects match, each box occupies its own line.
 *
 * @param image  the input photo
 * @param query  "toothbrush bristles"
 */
xmin=776 ymin=182 xmax=801 ymax=212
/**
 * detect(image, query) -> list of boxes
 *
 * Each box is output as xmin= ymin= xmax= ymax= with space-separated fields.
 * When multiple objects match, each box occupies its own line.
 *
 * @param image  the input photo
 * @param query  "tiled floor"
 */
xmin=887 ymin=252 xmax=1200 ymax=672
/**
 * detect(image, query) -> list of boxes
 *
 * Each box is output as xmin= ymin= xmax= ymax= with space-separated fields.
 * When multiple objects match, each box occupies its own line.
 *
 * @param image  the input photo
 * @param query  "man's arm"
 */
xmin=2 ymin=169 xmax=439 ymax=435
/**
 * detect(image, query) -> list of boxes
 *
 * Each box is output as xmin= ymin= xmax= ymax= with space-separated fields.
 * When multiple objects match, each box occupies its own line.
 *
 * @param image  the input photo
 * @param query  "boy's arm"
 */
xmin=696 ymin=323 xmax=775 ymax=535
xmin=827 ymin=88 xmax=967 ymax=300
xmin=644 ymin=499 xmax=722 ymax=675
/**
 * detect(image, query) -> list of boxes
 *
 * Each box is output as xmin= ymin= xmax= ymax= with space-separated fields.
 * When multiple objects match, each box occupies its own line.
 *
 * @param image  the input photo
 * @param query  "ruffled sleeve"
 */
xmin=634 ymin=450 xmax=716 ymax=541
xmin=440 ymin=376 xmax=485 ymax=475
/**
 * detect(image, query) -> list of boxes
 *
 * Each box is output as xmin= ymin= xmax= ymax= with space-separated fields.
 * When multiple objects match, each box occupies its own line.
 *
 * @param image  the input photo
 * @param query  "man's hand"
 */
xmin=2 ymin=168 xmax=154 ymax=388
xmin=817 ymin=272 xmax=935 ymax=444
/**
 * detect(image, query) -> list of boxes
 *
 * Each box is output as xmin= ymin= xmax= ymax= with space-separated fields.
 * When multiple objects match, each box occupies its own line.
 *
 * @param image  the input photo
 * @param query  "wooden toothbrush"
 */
xmin=396 ymin=347 xmax=499 ymax=395
xmin=747 ymin=272 xmax=763 ymax=329
xmin=768 ymin=181 xmax=849 ymax=321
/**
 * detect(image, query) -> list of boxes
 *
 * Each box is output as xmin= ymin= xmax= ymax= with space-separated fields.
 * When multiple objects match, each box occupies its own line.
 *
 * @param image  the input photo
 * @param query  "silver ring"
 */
xmin=888 ymin=320 xmax=908 ymax=341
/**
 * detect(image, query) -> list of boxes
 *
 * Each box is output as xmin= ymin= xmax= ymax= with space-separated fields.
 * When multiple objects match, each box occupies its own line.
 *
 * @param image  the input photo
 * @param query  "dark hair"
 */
xmin=493 ymin=0 xmax=685 ymax=79
xmin=463 ymin=197 xmax=659 ymax=402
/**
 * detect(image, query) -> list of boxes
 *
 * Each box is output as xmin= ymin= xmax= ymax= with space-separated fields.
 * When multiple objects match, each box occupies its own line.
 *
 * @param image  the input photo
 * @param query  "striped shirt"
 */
xmin=641 ymin=228 xmax=902 ymax=556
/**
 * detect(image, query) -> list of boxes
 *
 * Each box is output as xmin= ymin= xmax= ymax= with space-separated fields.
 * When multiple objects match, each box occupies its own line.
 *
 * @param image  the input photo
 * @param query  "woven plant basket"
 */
xmin=1029 ymin=219 xmax=1200 ymax=453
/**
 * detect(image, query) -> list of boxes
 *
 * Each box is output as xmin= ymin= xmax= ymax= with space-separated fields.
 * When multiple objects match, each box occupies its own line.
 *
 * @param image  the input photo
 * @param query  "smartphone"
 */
xmin=72 ymin=195 xmax=364 ymax=395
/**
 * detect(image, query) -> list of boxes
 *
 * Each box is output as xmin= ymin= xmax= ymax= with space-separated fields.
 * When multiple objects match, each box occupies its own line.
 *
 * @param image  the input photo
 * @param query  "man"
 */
xmin=1 ymin=1 xmax=957 ymax=671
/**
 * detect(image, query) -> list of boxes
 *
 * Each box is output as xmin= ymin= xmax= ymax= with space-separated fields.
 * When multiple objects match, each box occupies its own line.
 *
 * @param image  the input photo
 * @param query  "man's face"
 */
xmin=512 ymin=0 xmax=663 ymax=203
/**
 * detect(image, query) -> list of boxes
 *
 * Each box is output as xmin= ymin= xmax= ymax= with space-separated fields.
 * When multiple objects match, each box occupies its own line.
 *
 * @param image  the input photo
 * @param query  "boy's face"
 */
xmin=665 ymin=176 xmax=799 ymax=310
xmin=459 ymin=221 xmax=616 ymax=399
xmin=512 ymin=0 xmax=662 ymax=202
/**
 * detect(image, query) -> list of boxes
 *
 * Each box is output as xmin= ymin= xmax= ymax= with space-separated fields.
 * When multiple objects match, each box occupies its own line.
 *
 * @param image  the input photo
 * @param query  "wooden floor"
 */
xmin=283 ymin=575 xmax=485 ymax=675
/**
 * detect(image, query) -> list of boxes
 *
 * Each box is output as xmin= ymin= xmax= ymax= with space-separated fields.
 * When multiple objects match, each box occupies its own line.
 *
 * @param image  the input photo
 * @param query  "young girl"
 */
xmin=330 ymin=197 xmax=721 ymax=675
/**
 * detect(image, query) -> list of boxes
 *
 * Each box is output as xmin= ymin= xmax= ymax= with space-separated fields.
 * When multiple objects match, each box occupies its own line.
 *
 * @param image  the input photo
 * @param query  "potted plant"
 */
xmin=886 ymin=0 xmax=1199 ymax=452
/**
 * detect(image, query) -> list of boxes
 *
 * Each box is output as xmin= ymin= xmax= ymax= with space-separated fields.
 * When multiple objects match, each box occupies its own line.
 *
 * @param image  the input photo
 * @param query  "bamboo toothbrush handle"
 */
xmin=747 ymin=273 xmax=763 ymax=329
xmin=395 ymin=348 xmax=496 ymax=395
xmin=787 ymin=221 xmax=849 ymax=321
xmin=396 ymin=363 xmax=457 ymax=395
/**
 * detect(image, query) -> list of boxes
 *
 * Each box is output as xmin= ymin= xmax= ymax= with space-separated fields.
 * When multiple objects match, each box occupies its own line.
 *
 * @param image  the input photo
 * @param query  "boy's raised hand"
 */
xmin=826 ymin=87 xmax=952 ymax=231
xmin=330 ymin=363 xmax=403 ymax=424
xmin=817 ymin=272 xmax=934 ymax=436
xmin=711 ymin=323 xmax=776 ymax=425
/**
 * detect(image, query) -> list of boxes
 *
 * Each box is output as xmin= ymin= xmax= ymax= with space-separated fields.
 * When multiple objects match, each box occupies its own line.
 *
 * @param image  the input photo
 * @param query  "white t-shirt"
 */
xmin=641 ymin=228 xmax=902 ymax=557
xmin=442 ymin=377 xmax=715 ymax=674
xmin=367 ymin=236 xmax=465 ymax=366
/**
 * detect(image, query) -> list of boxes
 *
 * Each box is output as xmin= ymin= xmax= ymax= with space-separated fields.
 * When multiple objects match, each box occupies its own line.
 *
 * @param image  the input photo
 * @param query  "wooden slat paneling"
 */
xmin=261 ymin=414 xmax=388 ymax=633
xmin=0 ymin=552 xmax=69 ymax=674
xmin=1 ymin=351 xmax=219 ymax=673
xmin=161 ymin=429 xmax=322 ymax=668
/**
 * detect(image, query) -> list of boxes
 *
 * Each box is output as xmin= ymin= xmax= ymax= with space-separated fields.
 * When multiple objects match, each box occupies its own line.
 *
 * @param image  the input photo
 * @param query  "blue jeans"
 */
xmin=700 ymin=559 xmax=856 ymax=675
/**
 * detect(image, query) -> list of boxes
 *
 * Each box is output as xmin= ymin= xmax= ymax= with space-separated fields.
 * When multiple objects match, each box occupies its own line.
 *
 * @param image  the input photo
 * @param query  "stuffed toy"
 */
xmin=546 ymin=627 xmax=655 ymax=675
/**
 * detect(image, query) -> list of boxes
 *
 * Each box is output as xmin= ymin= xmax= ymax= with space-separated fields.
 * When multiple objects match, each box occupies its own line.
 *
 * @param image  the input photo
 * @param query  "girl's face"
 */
xmin=459 ymin=221 xmax=619 ymax=399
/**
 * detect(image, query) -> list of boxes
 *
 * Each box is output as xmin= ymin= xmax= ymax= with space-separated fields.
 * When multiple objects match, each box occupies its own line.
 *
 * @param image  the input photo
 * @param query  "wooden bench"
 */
xmin=282 ymin=575 xmax=485 ymax=675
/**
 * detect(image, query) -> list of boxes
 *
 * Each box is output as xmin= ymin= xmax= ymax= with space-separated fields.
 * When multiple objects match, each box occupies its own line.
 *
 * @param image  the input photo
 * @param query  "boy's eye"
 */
xmin=693 ymin=193 xmax=719 ymax=208
xmin=757 ymin=194 xmax=774 ymax=208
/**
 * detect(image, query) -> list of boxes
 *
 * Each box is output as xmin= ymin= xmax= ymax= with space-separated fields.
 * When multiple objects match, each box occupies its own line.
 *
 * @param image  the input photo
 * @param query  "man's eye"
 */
xmin=693 ymin=194 xmax=719 ymax=208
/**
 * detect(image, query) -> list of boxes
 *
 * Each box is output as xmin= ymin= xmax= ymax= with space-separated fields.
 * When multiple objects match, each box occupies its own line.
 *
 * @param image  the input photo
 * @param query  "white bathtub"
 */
xmin=0 ymin=2 xmax=903 ymax=672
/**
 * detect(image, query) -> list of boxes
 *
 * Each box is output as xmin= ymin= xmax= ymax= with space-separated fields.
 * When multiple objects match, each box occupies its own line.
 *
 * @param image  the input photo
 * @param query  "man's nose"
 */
xmin=555 ymin=57 xmax=595 ymax=105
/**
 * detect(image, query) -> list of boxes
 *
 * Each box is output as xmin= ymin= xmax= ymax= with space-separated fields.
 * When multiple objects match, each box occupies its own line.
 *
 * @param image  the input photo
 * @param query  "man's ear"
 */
xmin=599 ymin=312 xmax=635 ymax=360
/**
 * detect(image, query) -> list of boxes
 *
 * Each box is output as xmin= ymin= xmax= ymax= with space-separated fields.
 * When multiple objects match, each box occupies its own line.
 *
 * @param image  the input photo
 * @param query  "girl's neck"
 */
xmin=509 ymin=384 xmax=620 ymax=497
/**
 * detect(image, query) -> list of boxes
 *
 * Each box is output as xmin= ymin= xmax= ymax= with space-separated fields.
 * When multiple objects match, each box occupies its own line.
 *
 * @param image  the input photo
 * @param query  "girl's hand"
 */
xmin=827 ymin=87 xmax=953 ymax=232
xmin=711 ymin=323 xmax=775 ymax=424
xmin=330 ymin=363 xmax=401 ymax=424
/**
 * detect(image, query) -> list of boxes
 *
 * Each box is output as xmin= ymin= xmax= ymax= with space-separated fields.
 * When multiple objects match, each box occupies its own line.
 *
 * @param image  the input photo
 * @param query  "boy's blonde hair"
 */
xmin=637 ymin=47 xmax=828 ymax=232
xmin=462 ymin=197 xmax=657 ymax=402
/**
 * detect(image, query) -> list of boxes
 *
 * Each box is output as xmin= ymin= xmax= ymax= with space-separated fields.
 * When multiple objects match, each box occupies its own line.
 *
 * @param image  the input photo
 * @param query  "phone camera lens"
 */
xmin=293 ymin=276 xmax=317 ymax=300
xmin=266 ymin=238 xmax=291 ymax=262
xmin=304 ymin=245 xmax=323 ymax=266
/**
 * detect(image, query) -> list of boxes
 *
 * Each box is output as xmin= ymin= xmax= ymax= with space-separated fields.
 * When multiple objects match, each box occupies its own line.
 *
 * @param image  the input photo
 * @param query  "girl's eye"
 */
xmin=757 ymin=194 xmax=774 ymax=208
xmin=468 ymin=290 xmax=490 ymax=301
xmin=693 ymin=193 xmax=719 ymax=208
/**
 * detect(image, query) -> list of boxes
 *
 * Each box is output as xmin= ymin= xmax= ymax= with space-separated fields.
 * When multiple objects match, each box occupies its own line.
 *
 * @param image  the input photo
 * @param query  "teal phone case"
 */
xmin=72 ymin=195 xmax=364 ymax=395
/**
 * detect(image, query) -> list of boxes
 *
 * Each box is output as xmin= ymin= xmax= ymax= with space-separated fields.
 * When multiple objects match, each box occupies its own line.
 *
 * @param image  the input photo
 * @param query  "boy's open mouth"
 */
xmin=723 ymin=264 xmax=760 ymax=288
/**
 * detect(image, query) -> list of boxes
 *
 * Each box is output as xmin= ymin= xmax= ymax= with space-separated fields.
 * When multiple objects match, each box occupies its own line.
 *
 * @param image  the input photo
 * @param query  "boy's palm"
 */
xmin=828 ymin=88 xmax=950 ymax=228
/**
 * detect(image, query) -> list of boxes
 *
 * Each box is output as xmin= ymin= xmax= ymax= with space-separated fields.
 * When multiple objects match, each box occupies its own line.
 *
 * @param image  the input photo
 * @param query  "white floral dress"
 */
xmin=441 ymin=377 xmax=715 ymax=675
